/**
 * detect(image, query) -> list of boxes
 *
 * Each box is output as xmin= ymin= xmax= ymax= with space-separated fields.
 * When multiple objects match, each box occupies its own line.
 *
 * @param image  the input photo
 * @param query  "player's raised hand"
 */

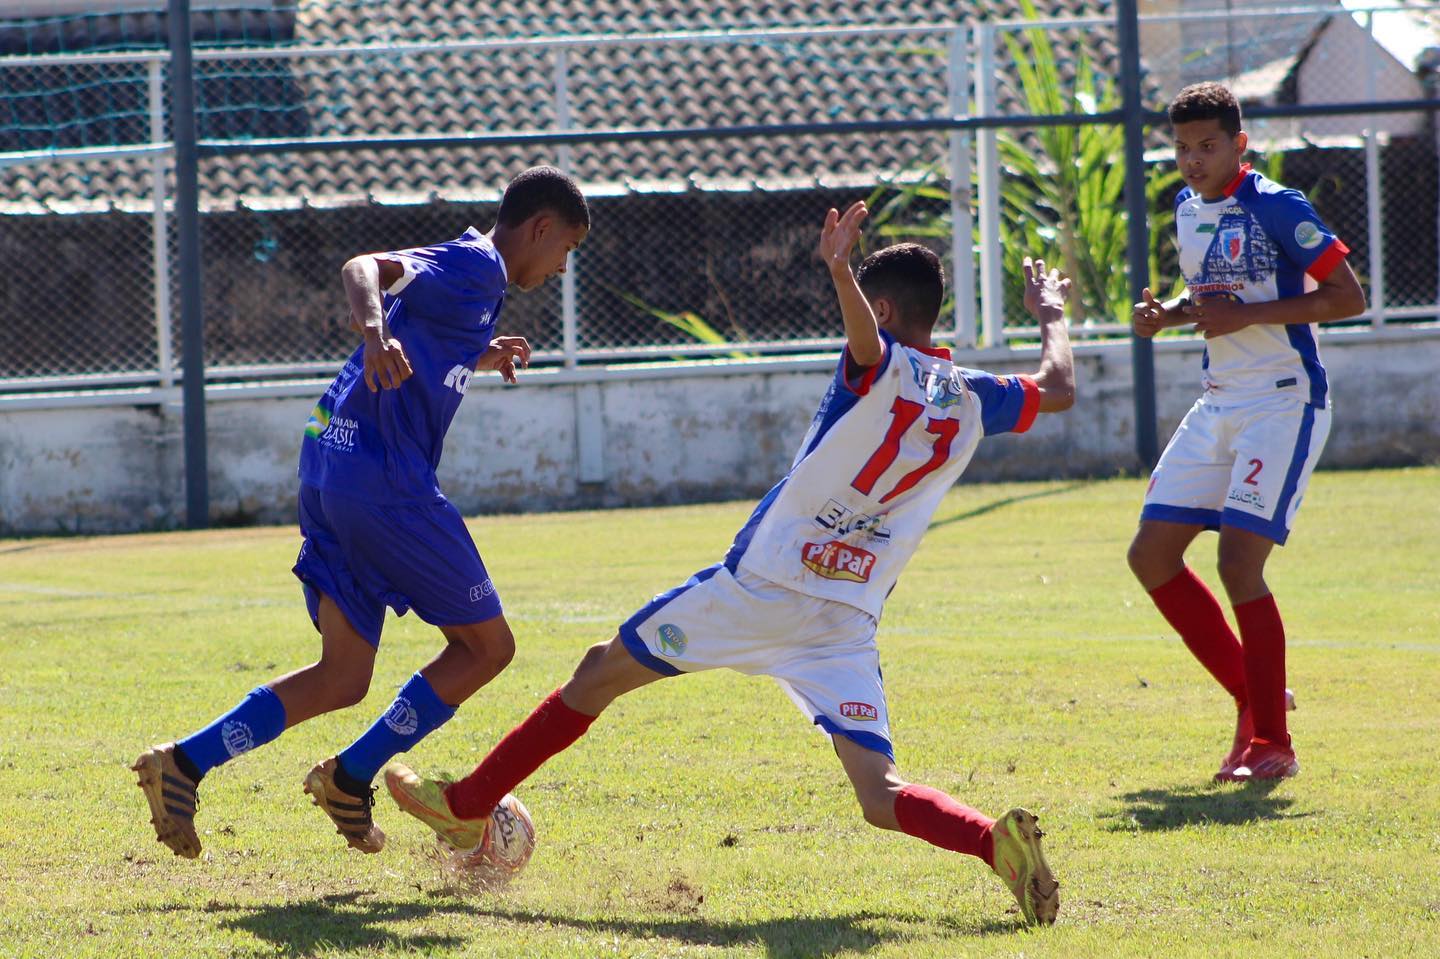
xmin=1132 ymin=288 xmax=1165 ymax=338
xmin=1022 ymin=256 xmax=1070 ymax=319
xmin=818 ymin=201 xmax=868 ymax=274
xmin=362 ymin=329 xmax=413 ymax=391
xmin=476 ymin=335 xmax=531 ymax=384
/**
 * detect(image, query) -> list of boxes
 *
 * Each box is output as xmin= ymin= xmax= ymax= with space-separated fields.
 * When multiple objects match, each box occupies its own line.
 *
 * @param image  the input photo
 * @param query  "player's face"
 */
xmin=1172 ymin=119 xmax=1247 ymax=199
xmin=515 ymin=216 xmax=588 ymax=291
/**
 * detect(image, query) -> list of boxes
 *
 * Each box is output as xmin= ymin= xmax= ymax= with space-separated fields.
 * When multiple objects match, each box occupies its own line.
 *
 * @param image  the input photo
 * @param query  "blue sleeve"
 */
xmin=959 ymin=368 xmax=1040 ymax=435
xmin=835 ymin=329 xmax=894 ymax=396
xmin=1173 ymin=185 xmax=1195 ymax=213
xmin=381 ymin=239 xmax=506 ymax=326
xmin=1245 ymin=179 xmax=1348 ymax=278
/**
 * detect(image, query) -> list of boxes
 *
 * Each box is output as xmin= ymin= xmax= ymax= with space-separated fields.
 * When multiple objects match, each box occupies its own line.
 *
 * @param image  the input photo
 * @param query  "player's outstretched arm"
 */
xmin=818 ymin=201 xmax=884 ymax=368
xmin=1022 ymin=256 xmax=1075 ymax=414
xmin=341 ymin=254 xmax=413 ymax=392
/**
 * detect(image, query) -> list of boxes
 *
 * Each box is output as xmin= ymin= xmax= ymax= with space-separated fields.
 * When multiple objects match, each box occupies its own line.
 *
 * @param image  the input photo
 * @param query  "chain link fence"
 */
xmin=1 ymin=5 xmax=1437 ymax=389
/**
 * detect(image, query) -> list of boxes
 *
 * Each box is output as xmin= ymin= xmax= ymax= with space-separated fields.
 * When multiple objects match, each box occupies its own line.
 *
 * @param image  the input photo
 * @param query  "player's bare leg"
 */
xmin=276 ymin=594 xmax=388 ymax=852
xmin=1214 ymin=527 xmax=1298 ymax=781
xmin=387 ymin=635 xmax=665 ymax=842
xmin=832 ymin=735 xmax=1059 ymax=925
xmin=1126 ymin=518 xmax=1204 ymax=591
xmin=419 ymin=617 xmax=517 ymax=706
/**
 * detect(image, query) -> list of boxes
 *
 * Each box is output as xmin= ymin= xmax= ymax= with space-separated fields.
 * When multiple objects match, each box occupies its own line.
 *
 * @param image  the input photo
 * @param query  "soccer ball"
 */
xmin=445 ymin=793 xmax=536 ymax=888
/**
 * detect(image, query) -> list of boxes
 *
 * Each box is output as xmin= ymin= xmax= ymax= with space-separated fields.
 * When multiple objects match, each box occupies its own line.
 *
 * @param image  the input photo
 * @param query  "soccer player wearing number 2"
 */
xmin=1128 ymin=84 xmax=1365 ymax=782
xmin=133 ymin=167 xmax=589 ymax=859
xmin=387 ymin=201 xmax=1076 ymax=925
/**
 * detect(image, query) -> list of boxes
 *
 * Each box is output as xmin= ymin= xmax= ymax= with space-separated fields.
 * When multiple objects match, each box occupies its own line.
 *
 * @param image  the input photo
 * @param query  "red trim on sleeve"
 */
xmin=1221 ymin=163 xmax=1253 ymax=197
xmin=1013 ymin=375 xmax=1041 ymax=434
xmin=844 ymin=346 xmax=882 ymax=396
xmin=1306 ymin=238 xmax=1349 ymax=282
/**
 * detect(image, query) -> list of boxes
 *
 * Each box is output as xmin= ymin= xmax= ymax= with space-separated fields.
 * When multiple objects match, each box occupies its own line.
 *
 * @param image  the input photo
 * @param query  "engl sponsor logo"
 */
xmin=839 ymin=701 xmax=879 ymax=721
xmin=801 ymin=542 xmax=877 ymax=583
xmin=813 ymin=499 xmax=891 ymax=544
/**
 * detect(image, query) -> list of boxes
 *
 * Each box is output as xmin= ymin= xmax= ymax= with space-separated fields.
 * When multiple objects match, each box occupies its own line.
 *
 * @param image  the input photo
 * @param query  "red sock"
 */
xmin=893 ymin=784 xmax=996 ymax=867
xmin=445 ymin=689 xmax=596 ymax=820
xmin=1234 ymin=593 xmax=1289 ymax=748
xmin=1148 ymin=568 xmax=1248 ymax=706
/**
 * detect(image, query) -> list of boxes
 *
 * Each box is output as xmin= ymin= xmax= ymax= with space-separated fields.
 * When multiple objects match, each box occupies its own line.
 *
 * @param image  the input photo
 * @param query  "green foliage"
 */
xmin=869 ymin=2 xmax=1183 ymax=335
xmin=614 ymin=290 xmax=755 ymax=360
xmin=1 ymin=468 xmax=1438 ymax=957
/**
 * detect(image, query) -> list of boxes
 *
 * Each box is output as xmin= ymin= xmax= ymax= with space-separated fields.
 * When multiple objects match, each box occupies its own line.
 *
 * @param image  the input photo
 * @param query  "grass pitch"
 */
xmin=0 ymin=468 xmax=1436 ymax=958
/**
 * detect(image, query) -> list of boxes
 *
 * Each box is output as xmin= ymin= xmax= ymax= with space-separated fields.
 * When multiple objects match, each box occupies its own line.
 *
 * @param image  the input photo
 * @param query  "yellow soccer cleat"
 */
xmin=303 ymin=757 xmax=386 ymax=853
xmin=384 ymin=762 xmax=489 ymax=849
xmin=132 ymin=743 xmax=202 ymax=859
xmin=990 ymin=807 xmax=1060 ymax=925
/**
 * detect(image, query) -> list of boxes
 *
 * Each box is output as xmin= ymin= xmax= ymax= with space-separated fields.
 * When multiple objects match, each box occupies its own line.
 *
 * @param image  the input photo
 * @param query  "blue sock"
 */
xmin=175 ymin=685 xmax=287 ymax=781
xmin=337 ymin=672 xmax=456 ymax=787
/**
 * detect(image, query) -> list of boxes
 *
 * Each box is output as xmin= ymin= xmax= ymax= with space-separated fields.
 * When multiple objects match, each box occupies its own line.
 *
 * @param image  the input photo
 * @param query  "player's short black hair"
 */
xmin=856 ymin=243 xmax=945 ymax=329
xmin=496 ymin=165 xmax=590 ymax=229
xmin=1168 ymin=82 xmax=1243 ymax=137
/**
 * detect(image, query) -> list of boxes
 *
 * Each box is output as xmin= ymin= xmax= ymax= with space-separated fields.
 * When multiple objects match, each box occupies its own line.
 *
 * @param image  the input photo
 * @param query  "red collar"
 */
xmin=913 ymin=344 xmax=952 ymax=360
xmin=1222 ymin=163 xmax=1253 ymax=197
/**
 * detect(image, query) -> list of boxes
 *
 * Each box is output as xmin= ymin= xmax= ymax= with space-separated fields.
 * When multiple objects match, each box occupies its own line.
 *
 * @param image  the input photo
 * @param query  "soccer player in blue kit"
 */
xmin=1128 ymin=84 xmax=1364 ymax=781
xmin=133 ymin=166 xmax=590 ymax=858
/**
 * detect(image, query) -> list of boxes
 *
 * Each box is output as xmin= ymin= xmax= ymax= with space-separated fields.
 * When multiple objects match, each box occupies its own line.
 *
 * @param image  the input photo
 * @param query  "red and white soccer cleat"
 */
xmin=1223 ymin=739 xmax=1300 ymax=782
xmin=1215 ymin=688 xmax=1295 ymax=781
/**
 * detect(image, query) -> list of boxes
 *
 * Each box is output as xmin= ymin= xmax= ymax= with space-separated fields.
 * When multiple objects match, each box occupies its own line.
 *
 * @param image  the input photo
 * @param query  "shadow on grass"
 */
xmin=927 ymin=481 xmax=1092 ymax=531
xmin=159 ymin=890 xmax=1023 ymax=957
xmin=1103 ymin=780 xmax=1315 ymax=832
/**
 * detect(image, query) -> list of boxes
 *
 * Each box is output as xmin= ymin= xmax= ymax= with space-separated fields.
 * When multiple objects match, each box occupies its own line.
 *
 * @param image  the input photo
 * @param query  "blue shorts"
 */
xmin=292 ymin=483 xmax=503 ymax=646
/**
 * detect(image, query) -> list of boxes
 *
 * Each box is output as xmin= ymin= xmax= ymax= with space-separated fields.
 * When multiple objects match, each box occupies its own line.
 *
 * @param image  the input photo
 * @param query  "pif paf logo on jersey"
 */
xmin=801 ymin=542 xmax=877 ymax=583
xmin=839 ymin=701 xmax=879 ymax=721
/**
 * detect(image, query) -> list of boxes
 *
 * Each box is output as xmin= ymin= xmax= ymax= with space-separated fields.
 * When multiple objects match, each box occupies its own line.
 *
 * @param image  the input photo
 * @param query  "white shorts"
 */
xmin=619 ymin=563 xmax=893 ymax=758
xmin=1142 ymin=394 xmax=1331 ymax=545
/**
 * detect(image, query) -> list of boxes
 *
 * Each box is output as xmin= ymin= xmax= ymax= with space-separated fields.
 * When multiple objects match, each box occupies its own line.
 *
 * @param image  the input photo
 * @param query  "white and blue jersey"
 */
xmin=1175 ymin=164 xmax=1349 ymax=407
xmin=299 ymin=227 xmax=507 ymax=503
xmin=723 ymin=330 xmax=1039 ymax=619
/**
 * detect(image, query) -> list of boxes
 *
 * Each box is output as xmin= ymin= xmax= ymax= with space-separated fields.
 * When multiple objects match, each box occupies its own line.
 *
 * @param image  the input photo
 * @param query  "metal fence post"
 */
xmin=147 ymin=59 xmax=174 ymax=388
xmin=1118 ymin=0 xmax=1158 ymax=468
xmin=946 ymin=26 xmax=976 ymax=350
xmin=974 ymin=24 xmax=1003 ymax=348
xmin=1363 ymin=10 xmax=1386 ymax=329
xmin=554 ymin=47 xmax=579 ymax=367
xmin=167 ymin=0 xmax=208 ymax=527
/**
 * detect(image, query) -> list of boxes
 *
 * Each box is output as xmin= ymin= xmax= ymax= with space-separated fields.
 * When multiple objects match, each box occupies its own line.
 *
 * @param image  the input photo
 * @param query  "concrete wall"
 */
xmin=1 ymin=331 xmax=1437 ymax=534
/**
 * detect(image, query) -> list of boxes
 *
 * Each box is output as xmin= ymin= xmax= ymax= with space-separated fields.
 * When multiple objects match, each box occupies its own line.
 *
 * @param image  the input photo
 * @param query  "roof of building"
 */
xmin=0 ymin=0 xmax=1124 ymax=213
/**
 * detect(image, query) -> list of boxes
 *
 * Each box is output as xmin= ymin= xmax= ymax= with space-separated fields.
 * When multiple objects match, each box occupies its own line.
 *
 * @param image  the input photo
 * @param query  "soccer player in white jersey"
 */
xmin=385 ymin=201 xmax=1077 ymax=925
xmin=1128 ymin=83 xmax=1365 ymax=782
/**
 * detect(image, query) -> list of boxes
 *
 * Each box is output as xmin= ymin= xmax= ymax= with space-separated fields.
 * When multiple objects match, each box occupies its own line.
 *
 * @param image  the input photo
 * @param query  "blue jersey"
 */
xmin=299 ymin=227 xmax=506 ymax=502
xmin=1174 ymin=165 xmax=1349 ymax=406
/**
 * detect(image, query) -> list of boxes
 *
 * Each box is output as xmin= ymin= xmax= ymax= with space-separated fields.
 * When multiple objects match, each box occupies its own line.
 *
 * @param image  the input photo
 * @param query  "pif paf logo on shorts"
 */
xmin=839 ymin=701 xmax=879 ymax=721
xmin=801 ymin=542 xmax=877 ymax=583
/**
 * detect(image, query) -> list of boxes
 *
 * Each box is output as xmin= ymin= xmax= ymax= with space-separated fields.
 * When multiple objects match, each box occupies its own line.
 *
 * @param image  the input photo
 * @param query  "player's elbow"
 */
xmin=1034 ymin=368 xmax=1076 ymax=413
xmin=1340 ymin=284 xmax=1367 ymax=320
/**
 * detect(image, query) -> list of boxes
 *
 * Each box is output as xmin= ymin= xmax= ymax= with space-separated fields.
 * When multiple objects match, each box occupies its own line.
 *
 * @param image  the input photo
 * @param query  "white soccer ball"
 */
xmin=447 ymin=792 xmax=536 ymax=888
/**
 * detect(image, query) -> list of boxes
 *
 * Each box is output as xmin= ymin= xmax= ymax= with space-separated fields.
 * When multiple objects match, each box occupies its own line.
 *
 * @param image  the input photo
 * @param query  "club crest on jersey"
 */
xmin=906 ymin=354 xmax=966 ymax=409
xmin=801 ymin=542 xmax=877 ymax=583
xmin=839 ymin=701 xmax=879 ymax=721
xmin=1219 ymin=227 xmax=1245 ymax=264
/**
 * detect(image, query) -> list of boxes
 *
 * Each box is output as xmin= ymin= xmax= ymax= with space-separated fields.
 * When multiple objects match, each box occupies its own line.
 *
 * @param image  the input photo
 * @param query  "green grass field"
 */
xmin=1 ymin=468 xmax=1436 ymax=958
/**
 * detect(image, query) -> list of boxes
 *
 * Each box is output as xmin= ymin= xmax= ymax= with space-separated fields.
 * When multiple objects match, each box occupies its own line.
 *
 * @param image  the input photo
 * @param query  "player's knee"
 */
xmin=1215 ymin=550 xmax=1263 ymax=599
xmin=319 ymin=665 xmax=371 ymax=709
xmin=1126 ymin=533 xmax=1156 ymax=579
xmin=856 ymin=787 xmax=901 ymax=831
